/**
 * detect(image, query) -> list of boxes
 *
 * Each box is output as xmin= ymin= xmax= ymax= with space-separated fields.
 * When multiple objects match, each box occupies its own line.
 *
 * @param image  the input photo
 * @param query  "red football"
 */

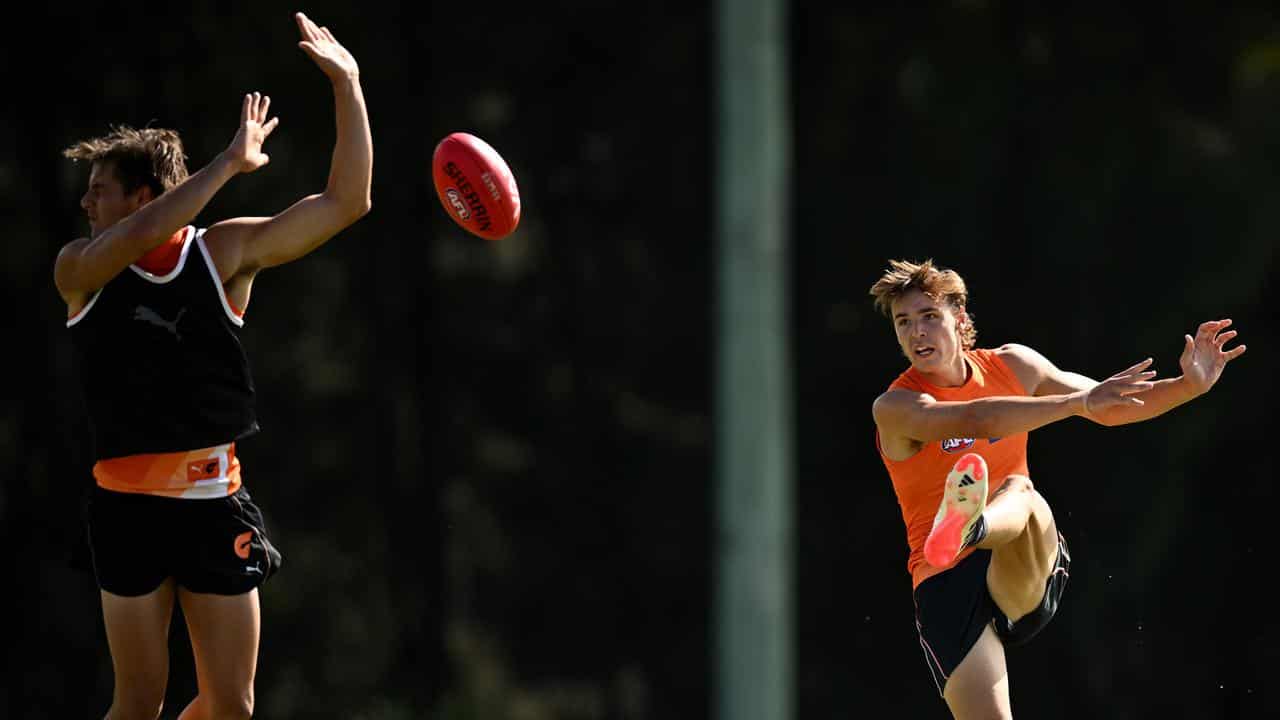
xmin=431 ymin=132 xmax=521 ymax=241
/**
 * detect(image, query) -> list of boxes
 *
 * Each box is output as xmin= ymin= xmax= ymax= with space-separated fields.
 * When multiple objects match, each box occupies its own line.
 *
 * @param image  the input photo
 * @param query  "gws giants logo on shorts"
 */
xmin=234 ymin=531 xmax=254 ymax=560
xmin=941 ymin=437 xmax=975 ymax=453
xmin=445 ymin=188 xmax=470 ymax=220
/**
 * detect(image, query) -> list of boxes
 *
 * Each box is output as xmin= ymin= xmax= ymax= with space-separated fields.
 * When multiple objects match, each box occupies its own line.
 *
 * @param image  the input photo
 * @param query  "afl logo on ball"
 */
xmin=941 ymin=437 xmax=975 ymax=453
xmin=445 ymin=188 xmax=470 ymax=220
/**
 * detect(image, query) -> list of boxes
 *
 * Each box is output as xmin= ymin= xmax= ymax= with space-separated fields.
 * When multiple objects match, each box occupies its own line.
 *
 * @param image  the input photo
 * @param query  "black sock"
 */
xmin=963 ymin=515 xmax=988 ymax=549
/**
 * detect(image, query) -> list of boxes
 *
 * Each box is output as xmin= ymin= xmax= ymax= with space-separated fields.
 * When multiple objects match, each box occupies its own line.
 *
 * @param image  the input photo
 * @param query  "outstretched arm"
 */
xmin=1016 ymin=320 xmax=1246 ymax=426
xmin=54 ymin=93 xmax=278 ymax=305
xmin=204 ymin=12 xmax=372 ymax=283
xmin=873 ymin=355 xmax=1153 ymax=445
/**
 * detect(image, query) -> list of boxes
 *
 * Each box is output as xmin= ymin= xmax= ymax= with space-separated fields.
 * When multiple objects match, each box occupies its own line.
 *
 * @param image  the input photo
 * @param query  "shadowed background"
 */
xmin=3 ymin=1 xmax=1276 ymax=718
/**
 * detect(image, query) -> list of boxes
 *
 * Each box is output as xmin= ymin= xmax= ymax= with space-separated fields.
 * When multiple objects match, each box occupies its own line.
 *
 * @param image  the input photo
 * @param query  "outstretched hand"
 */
xmin=1180 ymin=319 xmax=1246 ymax=396
xmin=295 ymin=12 xmax=360 ymax=81
xmin=225 ymin=92 xmax=279 ymax=173
xmin=1081 ymin=358 xmax=1157 ymax=416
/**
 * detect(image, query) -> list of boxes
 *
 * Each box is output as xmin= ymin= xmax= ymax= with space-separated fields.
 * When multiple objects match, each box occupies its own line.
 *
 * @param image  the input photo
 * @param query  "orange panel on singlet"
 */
xmin=133 ymin=228 xmax=188 ymax=275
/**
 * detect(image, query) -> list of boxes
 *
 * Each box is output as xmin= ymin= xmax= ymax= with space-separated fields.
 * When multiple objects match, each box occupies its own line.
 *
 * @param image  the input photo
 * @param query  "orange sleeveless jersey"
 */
xmin=876 ymin=348 xmax=1031 ymax=589
xmin=89 ymin=228 xmax=246 ymax=499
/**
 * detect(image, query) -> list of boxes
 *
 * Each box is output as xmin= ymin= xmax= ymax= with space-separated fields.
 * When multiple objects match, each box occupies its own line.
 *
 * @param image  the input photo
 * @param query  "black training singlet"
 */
xmin=67 ymin=226 xmax=260 ymax=460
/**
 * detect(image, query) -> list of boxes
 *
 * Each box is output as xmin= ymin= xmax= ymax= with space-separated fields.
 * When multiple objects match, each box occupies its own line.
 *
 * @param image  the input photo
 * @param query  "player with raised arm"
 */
xmin=56 ymin=12 xmax=371 ymax=720
xmin=868 ymin=259 xmax=1244 ymax=719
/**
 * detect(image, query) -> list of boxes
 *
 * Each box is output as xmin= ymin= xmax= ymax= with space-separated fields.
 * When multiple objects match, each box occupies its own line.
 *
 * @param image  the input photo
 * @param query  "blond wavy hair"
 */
xmin=869 ymin=258 xmax=977 ymax=349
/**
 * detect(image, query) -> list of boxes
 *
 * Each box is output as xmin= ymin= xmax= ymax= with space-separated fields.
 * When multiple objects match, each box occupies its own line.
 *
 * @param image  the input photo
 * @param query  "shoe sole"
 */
xmin=923 ymin=453 xmax=989 ymax=569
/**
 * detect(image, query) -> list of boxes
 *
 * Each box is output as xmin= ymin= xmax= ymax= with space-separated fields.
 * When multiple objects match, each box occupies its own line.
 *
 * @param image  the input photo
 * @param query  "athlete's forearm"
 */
xmin=323 ymin=75 xmax=373 ymax=218
xmin=956 ymin=394 xmax=1083 ymax=439
xmin=1084 ymin=376 xmax=1198 ymax=426
xmin=883 ymin=392 xmax=1085 ymax=445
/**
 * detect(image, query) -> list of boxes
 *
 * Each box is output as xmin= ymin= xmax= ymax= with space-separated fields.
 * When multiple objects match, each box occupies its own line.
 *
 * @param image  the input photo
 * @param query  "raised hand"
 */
xmin=295 ymin=12 xmax=360 ymax=81
xmin=225 ymin=92 xmax=280 ymax=173
xmin=1180 ymin=319 xmax=1246 ymax=396
xmin=1081 ymin=358 xmax=1157 ymax=416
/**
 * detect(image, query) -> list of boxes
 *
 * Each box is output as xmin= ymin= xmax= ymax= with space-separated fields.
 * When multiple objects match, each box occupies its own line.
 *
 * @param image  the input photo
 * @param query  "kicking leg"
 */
xmin=976 ymin=474 xmax=1059 ymax=622
xmin=175 ymin=588 xmax=260 ymax=720
xmin=101 ymin=579 xmax=176 ymax=720
xmin=923 ymin=454 xmax=1060 ymax=623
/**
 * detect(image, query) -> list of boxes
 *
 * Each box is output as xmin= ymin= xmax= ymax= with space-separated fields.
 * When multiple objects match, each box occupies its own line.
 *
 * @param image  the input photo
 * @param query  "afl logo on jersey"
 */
xmin=941 ymin=437 xmax=975 ymax=453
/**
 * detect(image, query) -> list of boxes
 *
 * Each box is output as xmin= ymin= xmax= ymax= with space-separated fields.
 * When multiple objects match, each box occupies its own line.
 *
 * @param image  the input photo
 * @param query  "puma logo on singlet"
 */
xmin=134 ymin=305 xmax=187 ymax=341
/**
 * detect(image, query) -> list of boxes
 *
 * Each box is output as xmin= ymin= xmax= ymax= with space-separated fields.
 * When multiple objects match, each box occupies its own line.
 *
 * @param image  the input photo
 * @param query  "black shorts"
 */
xmin=912 ymin=532 xmax=1071 ymax=696
xmin=86 ymin=485 xmax=283 ymax=597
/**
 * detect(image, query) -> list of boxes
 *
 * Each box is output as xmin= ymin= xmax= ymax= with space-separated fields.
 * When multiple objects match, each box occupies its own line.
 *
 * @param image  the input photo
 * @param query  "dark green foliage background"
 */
xmin=3 ymin=2 xmax=1275 ymax=717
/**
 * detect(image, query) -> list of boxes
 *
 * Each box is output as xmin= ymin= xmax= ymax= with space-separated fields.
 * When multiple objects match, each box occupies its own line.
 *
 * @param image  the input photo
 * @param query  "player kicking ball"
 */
xmin=868 ymin=259 xmax=1244 ymax=719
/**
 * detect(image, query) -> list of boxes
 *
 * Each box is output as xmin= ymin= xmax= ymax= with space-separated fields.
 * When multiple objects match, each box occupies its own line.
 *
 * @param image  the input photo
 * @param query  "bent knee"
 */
xmin=998 ymin=474 xmax=1034 ymax=494
xmin=998 ymin=476 xmax=1052 ymax=514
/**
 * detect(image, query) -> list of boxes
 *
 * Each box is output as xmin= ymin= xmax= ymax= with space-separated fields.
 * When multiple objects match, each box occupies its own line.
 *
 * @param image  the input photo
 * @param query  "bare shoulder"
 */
xmin=56 ymin=236 xmax=90 ymax=259
xmin=993 ymin=343 xmax=1047 ymax=369
xmin=54 ymin=237 xmax=91 ymax=285
xmin=54 ymin=238 xmax=93 ymax=308
xmin=873 ymin=388 xmax=932 ymax=459
xmin=872 ymin=387 xmax=928 ymax=426
xmin=873 ymin=386 xmax=915 ymax=409
xmin=993 ymin=343 xmax=1054 ymax=394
